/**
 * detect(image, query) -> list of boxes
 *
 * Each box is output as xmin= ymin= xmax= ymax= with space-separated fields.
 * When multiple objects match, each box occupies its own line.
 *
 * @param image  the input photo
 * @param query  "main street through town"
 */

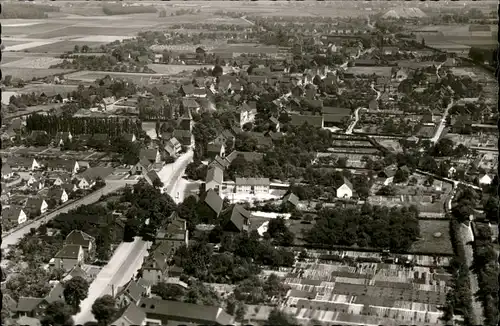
xmin=73 ymin=149 xmax=193 ymax=325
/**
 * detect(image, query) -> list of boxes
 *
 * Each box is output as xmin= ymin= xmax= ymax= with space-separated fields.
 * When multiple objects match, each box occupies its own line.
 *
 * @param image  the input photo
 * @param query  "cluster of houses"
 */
xmin=6 ymin=226 xmax=236 ymax=326
xmin=1 ymin=158 xmax=112 ymax=228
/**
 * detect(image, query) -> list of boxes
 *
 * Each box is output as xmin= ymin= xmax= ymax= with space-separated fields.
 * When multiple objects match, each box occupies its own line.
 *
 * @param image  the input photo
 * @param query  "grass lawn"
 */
xmin=410 ymin=220 xmax=453 ymax=255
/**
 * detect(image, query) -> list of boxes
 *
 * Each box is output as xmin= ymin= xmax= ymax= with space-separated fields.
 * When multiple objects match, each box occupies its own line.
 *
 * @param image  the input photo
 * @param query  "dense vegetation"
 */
xmin=174 ymin=232 xmax=295 ymax=284
xmin=121 ymin=181 xmax=177 ymax=241
xmin=0 ymin=3 xmax=59 ymax=19
xmin=102 ymin=4 xmax=158 ymax=15
xmin=304 ymin=204 xmax=420 ymax=251
xmin=51 ymin=55 xmax=156 ymax=73
xmin=26 ymin=114 xmax=143 ymax=137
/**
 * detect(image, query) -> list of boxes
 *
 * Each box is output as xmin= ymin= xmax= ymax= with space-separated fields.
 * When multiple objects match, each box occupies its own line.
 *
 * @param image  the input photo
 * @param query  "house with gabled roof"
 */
xmin=140 ymin=148 xmax=161 ymax=164
xmin=2 ymin=205 xmax=28 ymax=226
xmin=46 ymin=159 xmax=79 ymax=174
xmin=122 ymin=133 xmax=137 ymax=143
xmin=7 ymin=157 xmax=41 ymax=171
xmin=200 ymin=189 xmax=224 ymax=217
xmin=76 ymin=167 xmax=113 ymax=189
xmin=24 ymin=197 xmax=48 ymax=217
xmin=212 ymin=130 xmax=235 ymax=147
xmin=220 ymin=204 xmax=251 ymax=233
xmin=179 ymin=84 xmax=196 ymax=97
xmin=336 ymin=177 xmax=354 ymax=199
xmin=206 ymin=166 xmax=224 ymax=192
xmin=13 ymin=297 xmax=48 ymax=318
xmin=45 ymin=282 xmax=65 ymax=304
xmin=47 ymin=187 xmax=68 ymax=204
xmin=181 ymin=98 xmax=201 ymax=112
xmin=115 ymin=279 xmax=149 ymax=308
xmin=2 ymin=163 xmax=14 ymax=179
xmin=111 ymin=302 xmax=147 ymax=326
xmin=173 ymin=129 xmax=194 ymax=147
xmin=282 ymin=193 xmax=299 ymax=208
xmin=51 ymin=244 xmax=84 ymax=271
xmin=207 ymin=142 xmax=225 ymax=160
xmin=239 ymin=101 xmax=257 ymax=128
xmin=65 ymin=230 xmax=96 ymax=259
xmin=235 ymin=177 xmax=270 ymax=194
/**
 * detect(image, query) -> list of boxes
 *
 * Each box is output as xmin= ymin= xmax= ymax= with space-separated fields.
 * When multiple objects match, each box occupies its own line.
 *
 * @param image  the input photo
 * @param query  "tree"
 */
xmin=152 ymin=178 xmax=164 ymax=189
xmin=483 ymin=196 xmax=498 ymax=222
xmin=152 ymin=282 xmax=186 ymax=301
xmin=91 ymin=295 xmax=118 ymax=326
xmin=212 ymin=65 xmax=223 ymax=77
xmin=41 ymin=301 xmax=74 ymax=326
xmin=73 ymin=45 xmax=80 ymax=53
xmin=393 ymin=169 xmax=409 ymax=184
xmin=63 ymin=276 xmax=89 ymax=313
xmin=267 ymin=309 xmax=297 ymax=326
xmin=81 ymin=45 xmax=89 ymax=53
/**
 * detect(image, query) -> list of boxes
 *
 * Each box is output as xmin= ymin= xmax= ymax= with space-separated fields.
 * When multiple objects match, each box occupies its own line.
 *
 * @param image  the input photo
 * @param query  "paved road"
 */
xmin=345 ymin=107 xmax=365 ymax=135
xmin=73 ymin=237 xmax=149 ymax=324
xmin=73 ymin=151 xmax=194 ymax=324
xmin=430 ymin=99 xmax=454 ymax=144
xmin=1 ymin=179 xmax=137 ymax=252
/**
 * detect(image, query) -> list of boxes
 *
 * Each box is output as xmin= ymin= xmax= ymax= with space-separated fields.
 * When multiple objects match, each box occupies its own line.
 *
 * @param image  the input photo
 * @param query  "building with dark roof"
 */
xmin=115 ymin=279 xmax=148 ymax=308
xmin=220 ymin=204 xmax=251 ymax=233
xmin=137 ymin=298 xmax=235 ymax=326
xmin=235 ymin=177 xmax=270 ymax=194
xmin=206 ymin=166 xmax=224 ymax=192
xmin=112 ymin=303 xmax=147 ymax=326
xmin=290 ymin=114 xmax=324 ymax=128
xmin=52 ymin=244 xmax=84 ymax=271
xmin=336 ymin=177 xmax=354 ymax=199
xmin=201 ymin=189 xmax=224 ymax=217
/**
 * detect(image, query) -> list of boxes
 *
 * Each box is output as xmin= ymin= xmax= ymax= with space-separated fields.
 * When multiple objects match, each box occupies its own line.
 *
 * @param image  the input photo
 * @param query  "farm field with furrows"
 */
xmin=1 ymin=57 xmax=65 ymax=69
xmin=18 ymin=41 xmax=109 ymax=53
xmin=2 ymin=68 xmax=75 ymax=81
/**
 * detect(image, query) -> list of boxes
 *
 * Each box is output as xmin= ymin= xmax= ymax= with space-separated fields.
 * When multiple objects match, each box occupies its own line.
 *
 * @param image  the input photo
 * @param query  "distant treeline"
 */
xmin=26 ymin=114 xmax=143 ymax=137
xmin=102 ymin=4 xmax=158 ymax=16
xmin=0 ymin=3 xmax=60 ymax=19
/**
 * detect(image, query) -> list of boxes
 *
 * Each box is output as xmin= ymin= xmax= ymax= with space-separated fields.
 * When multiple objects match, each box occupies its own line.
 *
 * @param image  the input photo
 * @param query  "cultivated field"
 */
xmin=2 ymin=68 xmax=75 ymax=81
xmin=410 ymin=220 xmax=453 ymax=255
xmin=27 ymin=26 xmax=142 ymax=39
xmin=2 ymin=57 xmax=65 ymax=69
xmin=19 ymin=40 xmax=106 ymax=53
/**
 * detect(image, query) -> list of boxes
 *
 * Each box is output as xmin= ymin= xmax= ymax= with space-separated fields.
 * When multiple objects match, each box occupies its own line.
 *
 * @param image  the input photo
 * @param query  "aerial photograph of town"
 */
xmin=0 ymin=0 xmax=498 ymax=326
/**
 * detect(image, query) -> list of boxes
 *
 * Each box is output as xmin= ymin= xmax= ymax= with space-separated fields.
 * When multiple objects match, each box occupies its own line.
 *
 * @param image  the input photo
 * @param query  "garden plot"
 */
xmin=410 ymin=220 xmax=453 ymax=255
xmin=1 ymin=57 xmax=64 ymax=69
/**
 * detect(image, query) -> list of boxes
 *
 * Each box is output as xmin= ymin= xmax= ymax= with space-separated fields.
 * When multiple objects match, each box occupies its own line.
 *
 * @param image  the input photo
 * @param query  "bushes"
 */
xmin=102 ymin=4 xmax=157 ymax=16
xmin=305 ymin=204 xmax=420 ymax=251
